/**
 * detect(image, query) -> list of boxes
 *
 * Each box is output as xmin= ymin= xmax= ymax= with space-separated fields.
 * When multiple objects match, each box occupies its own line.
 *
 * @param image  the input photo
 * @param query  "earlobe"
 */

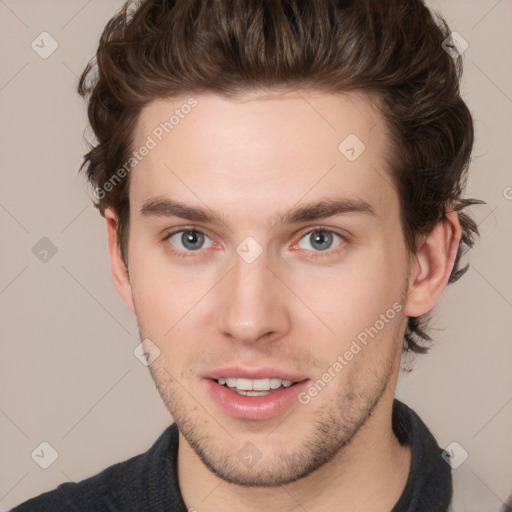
xmin=105 ymin=208 xmax=135 ymax=314
xmin=404 ymin=210 xmax=462 ymax=318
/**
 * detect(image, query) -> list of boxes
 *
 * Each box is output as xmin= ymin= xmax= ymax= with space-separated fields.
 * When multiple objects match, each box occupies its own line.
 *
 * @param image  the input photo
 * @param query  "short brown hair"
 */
xmin=78 ymin=0 xmax=483 ymax=354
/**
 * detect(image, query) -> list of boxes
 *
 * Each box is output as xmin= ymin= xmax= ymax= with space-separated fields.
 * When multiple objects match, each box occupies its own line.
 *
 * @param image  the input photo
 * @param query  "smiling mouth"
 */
xmin=216 ymin=377 xmax=300 ymax=396
xmin=205 ymin=374 xmax=310 ymax=420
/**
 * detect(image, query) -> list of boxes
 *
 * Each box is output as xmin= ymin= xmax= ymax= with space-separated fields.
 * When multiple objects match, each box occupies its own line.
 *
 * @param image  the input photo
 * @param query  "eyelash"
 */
xmin=296 ymin=229 xmax=347 ymax=260
xmin=162 ymin=227 xmax=347 ymax=260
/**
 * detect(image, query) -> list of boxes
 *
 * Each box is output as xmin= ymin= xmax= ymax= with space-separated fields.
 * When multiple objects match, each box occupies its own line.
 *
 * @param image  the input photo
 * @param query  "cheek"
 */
xmin=130 ymin=232 xmax=193 ymax=289
xmin=128 ymin=246 xmax=223 ymax=366
xmin=291 ymin=245 xmax=405 ymax=341
xmin=128 ymin=248 xmax=194 ymax=334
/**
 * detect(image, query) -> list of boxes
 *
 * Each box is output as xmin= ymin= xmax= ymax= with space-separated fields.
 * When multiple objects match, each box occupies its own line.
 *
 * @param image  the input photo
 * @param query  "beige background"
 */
xmin=0 ymin=1 xmax=511 ymax=510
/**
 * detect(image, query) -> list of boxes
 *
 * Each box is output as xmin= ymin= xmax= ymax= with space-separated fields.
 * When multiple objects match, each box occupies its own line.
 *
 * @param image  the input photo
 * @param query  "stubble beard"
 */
xmin=146 ymin=340 xmax=398 ymax=488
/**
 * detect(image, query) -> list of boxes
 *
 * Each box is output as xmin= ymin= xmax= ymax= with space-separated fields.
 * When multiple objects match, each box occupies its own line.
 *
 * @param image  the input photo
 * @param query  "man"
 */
xmin=13 ymin=0 xmax=482 ymax=510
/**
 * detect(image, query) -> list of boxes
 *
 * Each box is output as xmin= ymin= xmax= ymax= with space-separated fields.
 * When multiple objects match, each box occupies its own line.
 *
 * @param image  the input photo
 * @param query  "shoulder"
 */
xmin=11 ymin=424 xmax=179 ymax=512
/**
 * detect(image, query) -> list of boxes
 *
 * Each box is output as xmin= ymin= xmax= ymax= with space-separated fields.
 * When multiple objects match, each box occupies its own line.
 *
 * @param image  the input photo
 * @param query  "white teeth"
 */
xmin=269 ymin=378 xmax=282 ymax=389
xmin=217 ymin=377 xmax=297 ymax=391
xmin=234 ymin=389 xmax=272 ymax=396
xmin=236 ymin=378 xmax=252 ymax=391
xmin=252 ymin=378 xmax=270 ymax=391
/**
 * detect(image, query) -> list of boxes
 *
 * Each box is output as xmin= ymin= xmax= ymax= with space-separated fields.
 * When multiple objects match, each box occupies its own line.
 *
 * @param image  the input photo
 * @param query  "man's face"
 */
xmin=124 ymin=90 xmax=411 ymax=486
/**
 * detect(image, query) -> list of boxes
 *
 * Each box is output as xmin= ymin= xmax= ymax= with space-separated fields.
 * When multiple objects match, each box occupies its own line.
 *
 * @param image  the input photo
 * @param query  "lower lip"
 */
xmin=204 ymin=379 xmax=311 ymax=421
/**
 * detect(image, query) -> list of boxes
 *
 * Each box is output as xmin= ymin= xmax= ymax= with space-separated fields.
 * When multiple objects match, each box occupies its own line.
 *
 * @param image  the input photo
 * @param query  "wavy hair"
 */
xmin=78 ymin=0 xmax=484 ymax=353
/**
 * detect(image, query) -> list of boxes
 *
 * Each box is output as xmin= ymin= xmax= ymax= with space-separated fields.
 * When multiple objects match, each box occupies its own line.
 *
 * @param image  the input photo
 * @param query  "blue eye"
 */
xmin=166 ymin=230 xmax=214 ymax=251
xmin=297 ymin=230 xmax=343 ymax=252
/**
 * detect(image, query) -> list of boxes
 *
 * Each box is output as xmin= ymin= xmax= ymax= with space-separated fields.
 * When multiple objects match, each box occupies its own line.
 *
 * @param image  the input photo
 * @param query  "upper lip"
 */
xmin=205 ymin=366 xmax=309 ymax=382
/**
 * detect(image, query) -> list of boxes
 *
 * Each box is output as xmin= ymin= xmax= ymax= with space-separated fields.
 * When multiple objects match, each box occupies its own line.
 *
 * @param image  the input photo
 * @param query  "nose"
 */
xmin=217 ymin=250 xmax=291 ymax=346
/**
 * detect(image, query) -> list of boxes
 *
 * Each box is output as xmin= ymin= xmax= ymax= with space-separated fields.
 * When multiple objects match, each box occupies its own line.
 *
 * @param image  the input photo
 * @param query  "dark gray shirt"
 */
xmin=12 ymin=399 xmax=452 ymax=511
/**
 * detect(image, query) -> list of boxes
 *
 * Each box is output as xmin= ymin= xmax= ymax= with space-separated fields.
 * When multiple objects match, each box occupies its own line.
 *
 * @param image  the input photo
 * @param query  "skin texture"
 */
xmin=105 ymin=90 xmax=461 ymax=511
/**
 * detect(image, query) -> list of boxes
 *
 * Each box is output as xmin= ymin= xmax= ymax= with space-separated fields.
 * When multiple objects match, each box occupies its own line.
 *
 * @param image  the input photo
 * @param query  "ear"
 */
xmin=105 ymin=208 xmax=135 ymax=314
xmin=404 ymin=210 xmax=462 ymax=317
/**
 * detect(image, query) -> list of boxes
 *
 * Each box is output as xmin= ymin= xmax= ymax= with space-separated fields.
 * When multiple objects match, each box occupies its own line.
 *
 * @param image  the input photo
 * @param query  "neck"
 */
xmin=177 ymin=391 xmax=411 ymax=512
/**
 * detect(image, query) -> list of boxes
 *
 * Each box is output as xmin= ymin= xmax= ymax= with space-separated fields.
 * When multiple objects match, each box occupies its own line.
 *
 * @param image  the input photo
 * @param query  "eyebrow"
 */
xmin=140 ymin=196 xmax=376 ymax=226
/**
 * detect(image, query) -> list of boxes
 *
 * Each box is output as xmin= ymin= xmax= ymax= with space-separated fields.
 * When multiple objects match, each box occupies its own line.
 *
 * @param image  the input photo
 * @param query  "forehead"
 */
xmin=129 ymin=90 xmax=397 ymax=223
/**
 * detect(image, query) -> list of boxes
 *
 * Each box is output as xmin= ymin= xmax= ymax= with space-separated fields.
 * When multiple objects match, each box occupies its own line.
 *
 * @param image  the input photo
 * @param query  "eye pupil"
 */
xmin=310 ymin=231 xmax=332 ymax=251
xmin=182 ymin=231 xmax=203 ymax=250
